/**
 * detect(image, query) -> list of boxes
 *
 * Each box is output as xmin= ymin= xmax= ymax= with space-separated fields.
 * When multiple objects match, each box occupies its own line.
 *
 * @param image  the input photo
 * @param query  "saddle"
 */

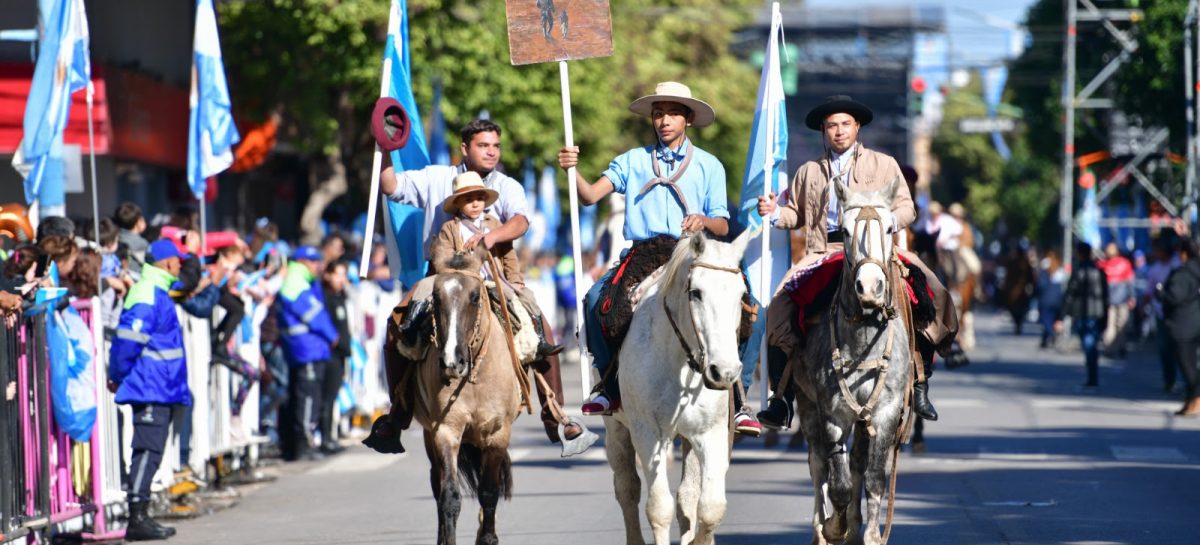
xmin=597 ymin=235 xmax=758 ymax=352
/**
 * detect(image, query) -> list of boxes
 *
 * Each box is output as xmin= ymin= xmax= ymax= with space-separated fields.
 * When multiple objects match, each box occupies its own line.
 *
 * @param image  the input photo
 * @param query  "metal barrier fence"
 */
xmin=1 ymin=281 xmax=398 ymax=544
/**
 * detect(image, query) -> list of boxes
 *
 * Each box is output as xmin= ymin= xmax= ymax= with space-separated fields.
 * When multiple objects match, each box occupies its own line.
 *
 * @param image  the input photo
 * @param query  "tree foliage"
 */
xmin=219 ymin=0 xmax=761 ymax=238
xmin=932 ymin=82 xmax=1058 ymax=242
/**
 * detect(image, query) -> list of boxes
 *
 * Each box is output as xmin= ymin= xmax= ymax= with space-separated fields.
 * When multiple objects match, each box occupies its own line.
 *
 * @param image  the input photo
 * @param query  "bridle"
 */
xmin=662 ymin=259 xmax=743 ymax=376
xmin=838 ymin=203 xmax=897 ymax=320
xmin=430 ymin=270 xmax=492 ymax=380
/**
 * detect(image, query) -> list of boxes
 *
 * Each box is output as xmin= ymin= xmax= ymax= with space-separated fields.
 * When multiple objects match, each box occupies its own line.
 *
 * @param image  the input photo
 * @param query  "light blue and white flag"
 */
xmin=429 ymin=79 xmax=451 ymax=166
xmin=187 ymin=0 xmax=241 ymax=199
xmin=11 ymin=0 xmax=90 ymax=211
xmin=737 ymin=2 xmax=790 ymax=381
xmin=382 ymin=0 xmax=431 ymax=290
xmin=1077 ymin=175 xmax=1102 ymax=250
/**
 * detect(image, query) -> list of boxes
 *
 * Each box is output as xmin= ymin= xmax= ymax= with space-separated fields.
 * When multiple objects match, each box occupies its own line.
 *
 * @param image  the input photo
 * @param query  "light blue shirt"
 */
xmin=601 ymin=139 xmax=729 ymax=242
xmin=386 ymin=163 xmax=530 ymax=256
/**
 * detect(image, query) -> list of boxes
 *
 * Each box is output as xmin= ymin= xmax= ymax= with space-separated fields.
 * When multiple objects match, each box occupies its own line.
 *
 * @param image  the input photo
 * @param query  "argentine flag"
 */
xmin=737 ymin=3 xmax=790 ymax=383
xmin=382 ymin=0 xmax=432 ymax=290
xmin=11 ymin=0 xmax=91 ymax=211
xmin=188 ymin=0 xmax=241 ymax=199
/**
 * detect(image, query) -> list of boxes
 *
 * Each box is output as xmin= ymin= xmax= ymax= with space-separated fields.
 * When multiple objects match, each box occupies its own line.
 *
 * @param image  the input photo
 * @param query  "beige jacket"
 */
xmin=429 ymin=215 xmax=525 ymax=288
xmin=774 ymin=144 xmax=915 ymax=253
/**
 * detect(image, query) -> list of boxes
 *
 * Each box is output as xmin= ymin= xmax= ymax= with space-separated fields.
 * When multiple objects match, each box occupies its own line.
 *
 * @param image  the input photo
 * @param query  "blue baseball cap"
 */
xmin=292 ymin=245 xmax=321 ymax=262
xmin=148 ymin=239 xmax=185 ymax=263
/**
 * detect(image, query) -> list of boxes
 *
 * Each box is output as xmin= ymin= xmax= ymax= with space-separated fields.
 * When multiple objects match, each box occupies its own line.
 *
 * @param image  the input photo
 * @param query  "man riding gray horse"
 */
xmin=756 ymin=95 xmax=960 ymax=429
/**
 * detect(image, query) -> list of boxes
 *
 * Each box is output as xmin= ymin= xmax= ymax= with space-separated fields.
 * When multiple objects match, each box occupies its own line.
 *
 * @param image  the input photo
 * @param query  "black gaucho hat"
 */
xmin=804 ymin=95 xmax=873 ymax=131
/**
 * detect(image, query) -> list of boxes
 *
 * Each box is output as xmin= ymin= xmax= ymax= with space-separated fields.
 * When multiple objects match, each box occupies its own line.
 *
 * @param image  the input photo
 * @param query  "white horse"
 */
xmin=793 ymin=179 xmax=913 ymax=545
xmin=604 ymin=230 xmax=753 ymax=545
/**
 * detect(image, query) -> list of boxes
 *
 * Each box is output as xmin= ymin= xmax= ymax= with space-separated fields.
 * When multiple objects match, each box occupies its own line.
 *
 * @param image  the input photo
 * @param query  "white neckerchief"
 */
xmin=827 ymin=144 xmax=856 ymax=233
xmin=457 ymin=216 xmax=492 ymax=280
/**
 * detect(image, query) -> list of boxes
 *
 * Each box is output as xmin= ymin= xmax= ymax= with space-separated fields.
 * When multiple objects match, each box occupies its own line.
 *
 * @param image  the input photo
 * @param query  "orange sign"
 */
xmin=506 ymin=0 xmax=614 ymax=66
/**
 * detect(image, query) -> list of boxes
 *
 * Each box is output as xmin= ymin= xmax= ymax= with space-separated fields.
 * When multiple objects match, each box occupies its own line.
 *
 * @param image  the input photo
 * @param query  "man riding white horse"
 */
xmin=557 ymin=81 xmax=763 ymax=435
xmin=756 ymin=95 xmax=959 ymax=429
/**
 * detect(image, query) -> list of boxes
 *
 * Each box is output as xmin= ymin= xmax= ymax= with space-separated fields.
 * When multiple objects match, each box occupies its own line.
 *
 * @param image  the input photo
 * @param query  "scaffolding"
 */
xmin=1060 ymin=0 xmax=1200 ymax=265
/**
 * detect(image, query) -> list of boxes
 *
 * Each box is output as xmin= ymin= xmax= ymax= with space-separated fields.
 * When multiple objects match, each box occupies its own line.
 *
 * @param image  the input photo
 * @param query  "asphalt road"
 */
xmin=165 ymin=311 xmax=1200 ymax=545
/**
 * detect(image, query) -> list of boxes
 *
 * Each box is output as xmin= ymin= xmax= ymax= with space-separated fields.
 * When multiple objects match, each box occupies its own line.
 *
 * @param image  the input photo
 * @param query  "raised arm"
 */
xmin=558 ymin=146 xmax=615 ymax=206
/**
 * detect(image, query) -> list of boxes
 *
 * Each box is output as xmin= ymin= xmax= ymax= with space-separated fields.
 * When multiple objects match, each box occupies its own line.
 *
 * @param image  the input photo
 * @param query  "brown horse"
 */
xmin=406 ymin=252 xmax=524 ymax=545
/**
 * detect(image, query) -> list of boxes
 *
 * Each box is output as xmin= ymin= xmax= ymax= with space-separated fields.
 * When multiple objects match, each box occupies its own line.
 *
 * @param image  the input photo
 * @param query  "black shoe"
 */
xmin=943 ymin=342 xmax=970 ymax=369
xmin=913 ymin=381 xmax=938 ymax=421
xmin=125 ymin=502 xmax=175 ymax=541
xmin=362 ymin=415 xmax=405 ymax=454
xmin=530 ymin=313 xmax=565 ymax=358
xmin=756 ymin=397 xmax=794 ymax=430
xmin=400 ymin=300 xmax=432 ymax=346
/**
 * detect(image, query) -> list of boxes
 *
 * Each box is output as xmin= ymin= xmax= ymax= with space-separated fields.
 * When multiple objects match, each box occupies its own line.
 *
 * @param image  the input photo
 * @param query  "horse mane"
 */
xmin=436 ymin=251 xmax=482 ymax=275
xmin=655 ymin=233 xmax=702 ymax=296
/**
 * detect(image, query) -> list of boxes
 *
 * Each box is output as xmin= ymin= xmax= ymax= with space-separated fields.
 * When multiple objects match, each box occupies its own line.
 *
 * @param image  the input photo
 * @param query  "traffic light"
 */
xmin=909 ymin=76 xmax=927 ymax=115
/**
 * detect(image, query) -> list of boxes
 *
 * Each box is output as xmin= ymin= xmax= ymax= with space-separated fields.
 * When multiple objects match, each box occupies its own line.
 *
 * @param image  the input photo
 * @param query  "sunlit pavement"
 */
xmin=165 ymin=311 xmax=1200 ymax=545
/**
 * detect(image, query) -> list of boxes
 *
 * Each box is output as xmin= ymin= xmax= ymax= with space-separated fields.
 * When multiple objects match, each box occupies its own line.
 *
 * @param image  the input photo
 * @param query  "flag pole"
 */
xmin=560 ymin=60 xmax=591 ymax=396
xmin=758 ymin=2 xmax=781 ymax=408
xmin=359 ymin=2 xmax=397 ymax=279
xmin=86 ymin=80 xmax=101 ymax=296
xmin=199 ymin=193 xmax=207 ymax=255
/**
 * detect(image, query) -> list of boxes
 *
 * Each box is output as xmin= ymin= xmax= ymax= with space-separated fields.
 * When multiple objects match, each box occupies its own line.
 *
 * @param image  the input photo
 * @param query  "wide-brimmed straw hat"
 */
xmin=628 ymin=81 xmax=716 ymax=128
xmin=805 ymin=95 xmax=873 ymax=131
xmin=442 ymin=171 xmax=499 ymax=214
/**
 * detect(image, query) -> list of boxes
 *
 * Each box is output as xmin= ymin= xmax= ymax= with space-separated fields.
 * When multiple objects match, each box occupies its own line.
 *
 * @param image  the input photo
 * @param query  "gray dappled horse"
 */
xmin=791 ymin=180 xmax=913 ymax=545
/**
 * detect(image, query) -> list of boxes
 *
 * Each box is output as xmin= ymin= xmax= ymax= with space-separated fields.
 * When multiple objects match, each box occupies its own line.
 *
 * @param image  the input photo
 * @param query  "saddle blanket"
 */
xmin=784 ymin=252 xmax=934 ymax=333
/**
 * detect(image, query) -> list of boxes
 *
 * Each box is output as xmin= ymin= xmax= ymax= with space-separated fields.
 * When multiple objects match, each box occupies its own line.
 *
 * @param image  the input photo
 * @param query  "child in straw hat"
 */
xmin=430 ymin=171 xmax=563 ymax=359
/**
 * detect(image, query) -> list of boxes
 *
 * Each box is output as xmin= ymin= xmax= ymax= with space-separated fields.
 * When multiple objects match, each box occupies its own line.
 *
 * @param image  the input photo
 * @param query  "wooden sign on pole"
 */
xmin=505 ymin=0 xmax=613 ymax=396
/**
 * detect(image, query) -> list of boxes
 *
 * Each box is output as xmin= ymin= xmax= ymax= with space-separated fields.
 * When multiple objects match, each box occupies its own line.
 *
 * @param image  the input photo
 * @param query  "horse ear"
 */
xmin=832 ymin=180 xmax=849 ymax=209
xmin=689 ymin=231 xmax=707 ymax=255
xmin=731 ymin=226 xmax=754 ymax=258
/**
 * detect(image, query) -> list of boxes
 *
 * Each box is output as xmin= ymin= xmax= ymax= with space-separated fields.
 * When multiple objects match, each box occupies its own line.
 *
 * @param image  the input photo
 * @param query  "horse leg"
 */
xmin=427 ymin=428 xmax=463 ymax=545
xmin=676 ymin=438 xmax=700 ymax=545
xmin=862 ymin=424 xmax=899 ymax=545
xmin=687 ymin=428 xmax=731 ymax=545
xmin=475 ymin=444 xmax=512 ymax=545
xmin=605 ymin=418 xmax=646 ymax=545
xmin=632 ymin=428 xmax=674 ymax=545
xmin=842 ymin=424 xmax=871 ymax=545
xmin=822 ymin=418 xmax=853 ymax=544
xmin=798 ymin=405 xmax=831 ymax=545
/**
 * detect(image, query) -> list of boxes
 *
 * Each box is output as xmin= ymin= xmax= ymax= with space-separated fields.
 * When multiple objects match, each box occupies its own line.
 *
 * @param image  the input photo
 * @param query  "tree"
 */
xmin=931 ymin=82 xmax=1058 ymax=242
xmin=220 ymin=0 xmax=761 ymax=243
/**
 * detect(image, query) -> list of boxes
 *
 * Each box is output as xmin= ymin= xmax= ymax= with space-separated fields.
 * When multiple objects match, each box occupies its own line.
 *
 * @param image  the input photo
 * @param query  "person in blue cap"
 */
xmin=108 ymin=239 xmax=190 ymax=541
xmin=277 ymin=245 xmax=339 ymax=461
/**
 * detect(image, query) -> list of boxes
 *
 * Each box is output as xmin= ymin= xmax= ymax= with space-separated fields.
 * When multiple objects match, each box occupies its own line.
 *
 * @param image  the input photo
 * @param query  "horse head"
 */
xmin=834 ymin=177 xmax=899 ymax=312
xmin=431 ymin=251 xmax=487 ymax=380
xmin=662 ymin=229 xmax=753 ymax=390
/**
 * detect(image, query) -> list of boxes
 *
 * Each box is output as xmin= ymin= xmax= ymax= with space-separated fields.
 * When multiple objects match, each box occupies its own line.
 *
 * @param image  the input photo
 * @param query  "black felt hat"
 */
xmin=804 ymin=95 xmax=873 ymax=131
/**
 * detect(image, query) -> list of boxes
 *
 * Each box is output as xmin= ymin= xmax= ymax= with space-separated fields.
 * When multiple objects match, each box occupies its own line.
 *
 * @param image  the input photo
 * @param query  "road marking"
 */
xmin=307 ymin=452 xmax=401 ymax=475
xmin=1109 ymin=446 xmax=1187 ymax=463
xmin=982 ymin=499 xmax=1057 ymax=507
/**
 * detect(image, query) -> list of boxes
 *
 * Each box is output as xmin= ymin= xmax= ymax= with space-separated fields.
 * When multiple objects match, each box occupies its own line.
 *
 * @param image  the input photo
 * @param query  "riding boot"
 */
xmin=531 ymin=311 xmax=564 ymax=358
xmin=399 ymin=299 xmax=432 ymax=346
xmin=125 ymin=501 xmax=175 ymax=541
xmin=757 ymin=346 xmax=795 ymax=429
xmin=913 ymin=357 xmax=938 ymax=421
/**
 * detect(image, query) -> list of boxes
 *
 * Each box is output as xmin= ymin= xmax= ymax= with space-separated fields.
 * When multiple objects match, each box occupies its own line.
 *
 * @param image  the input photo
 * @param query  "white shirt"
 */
xmin=926 ymin=213 xmax=964 ymax=251
xmin=386 ymin=164 xmax=530 ymax=256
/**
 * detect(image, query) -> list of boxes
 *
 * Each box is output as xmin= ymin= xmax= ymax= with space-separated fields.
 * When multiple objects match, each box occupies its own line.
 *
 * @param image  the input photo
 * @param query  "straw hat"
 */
xmin=628 ymin=82 xmax=716 ymax=128
xmin=442 ymin=171 xmax=499 ymax=214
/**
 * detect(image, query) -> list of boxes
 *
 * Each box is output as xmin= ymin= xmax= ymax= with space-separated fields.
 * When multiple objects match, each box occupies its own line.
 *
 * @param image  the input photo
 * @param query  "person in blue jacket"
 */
xmin=278 ymin=246 xmax=339 ymax=461
xmin=108 ymin=239 xmax=189 ymax=541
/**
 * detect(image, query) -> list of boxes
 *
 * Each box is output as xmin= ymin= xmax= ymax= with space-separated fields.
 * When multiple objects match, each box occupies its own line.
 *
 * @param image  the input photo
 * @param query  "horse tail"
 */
xmin=457 ymin=443 xmax=514 ymax=501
